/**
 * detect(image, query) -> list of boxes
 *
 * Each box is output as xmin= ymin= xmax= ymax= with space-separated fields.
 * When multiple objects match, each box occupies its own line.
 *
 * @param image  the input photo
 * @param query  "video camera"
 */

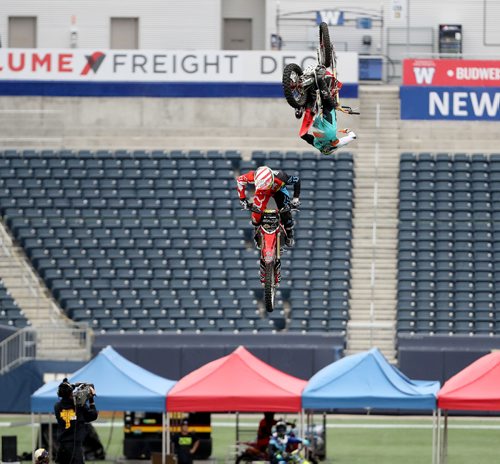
xmin=72 ymin=382 xmax=95 ymax=407
xmin=58 ymin=378 xmax=95 ymax=407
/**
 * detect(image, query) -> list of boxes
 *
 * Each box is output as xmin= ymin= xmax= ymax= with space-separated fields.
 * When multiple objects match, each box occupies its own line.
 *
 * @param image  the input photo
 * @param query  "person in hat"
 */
xmin=171 ymin=419 xmax=200 ymax=464
xmin=54 ymin=378 xmax=98 ymax=464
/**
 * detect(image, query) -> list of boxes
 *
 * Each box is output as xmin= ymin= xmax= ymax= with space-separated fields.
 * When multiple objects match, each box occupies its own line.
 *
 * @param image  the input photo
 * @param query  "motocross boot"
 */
xmin=253 ymin=228 xmax=261 ymax=249
xmin=315 ymin=66 xmax=331 ymax=100
xmin=285 ymin=228 xmax=295 ymax=247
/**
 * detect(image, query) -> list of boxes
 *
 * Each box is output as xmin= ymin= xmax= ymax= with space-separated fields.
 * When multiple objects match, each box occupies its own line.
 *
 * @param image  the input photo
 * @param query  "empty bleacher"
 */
xmin=0 ymin=279 xmax=28 ymax=328
xmin=0 ymin=149 xmax=354 ymax=334
xmin=397 ymin=153 xmax=499 ymax=336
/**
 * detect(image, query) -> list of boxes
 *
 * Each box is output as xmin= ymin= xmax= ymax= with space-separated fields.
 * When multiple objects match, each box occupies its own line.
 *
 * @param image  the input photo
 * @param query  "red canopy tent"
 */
xmin=166 ymin=346 xmax=307 ymax=412
xmin=438 ymin=351 xmax=500 ymax=410
xmin=435 ymin=351 xmax=500 ymax=464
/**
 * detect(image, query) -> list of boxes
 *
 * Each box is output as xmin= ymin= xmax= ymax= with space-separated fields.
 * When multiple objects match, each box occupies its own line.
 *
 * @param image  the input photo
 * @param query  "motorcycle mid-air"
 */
xmin=282 ymin=21 xmax=359 ymax=138
xmin=247 ymin=203 xmax=298 ymax=313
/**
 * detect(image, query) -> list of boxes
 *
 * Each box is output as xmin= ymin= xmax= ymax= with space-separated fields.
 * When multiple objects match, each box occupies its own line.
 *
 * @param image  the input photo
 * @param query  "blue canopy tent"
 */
xmin=31 ymin=346 xmax=176 ymax=461
xmin=302 ymin=348 xmax=439 ymax=411
xmin=302 ymin=348 xmax=440 ymax=463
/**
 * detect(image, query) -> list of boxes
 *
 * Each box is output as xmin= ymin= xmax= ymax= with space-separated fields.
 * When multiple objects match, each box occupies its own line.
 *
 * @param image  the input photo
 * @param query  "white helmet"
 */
xmin=34 ymin=449 xmax=49 ymax=464
xmin=254 ymin=166 xmax=274 ymax=191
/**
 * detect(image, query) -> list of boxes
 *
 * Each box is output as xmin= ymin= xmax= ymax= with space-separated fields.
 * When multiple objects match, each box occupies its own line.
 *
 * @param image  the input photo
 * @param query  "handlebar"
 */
xmin=245 ymin=204 xmax=299 ymax=214
xmin=338 ymin=105 xmax=360 ymax=115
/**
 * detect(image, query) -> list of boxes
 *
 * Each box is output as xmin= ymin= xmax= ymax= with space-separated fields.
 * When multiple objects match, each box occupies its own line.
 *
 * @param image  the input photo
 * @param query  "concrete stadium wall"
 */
xmin=1 ymin=94 xmax=498 ymax=152
xmin=0 ymin=96 xmax=360 ymax=152
xmin=93 ymin=333 xmax=345 ymax=380
xmin=398 ymin=335 xmax=500 ymax=385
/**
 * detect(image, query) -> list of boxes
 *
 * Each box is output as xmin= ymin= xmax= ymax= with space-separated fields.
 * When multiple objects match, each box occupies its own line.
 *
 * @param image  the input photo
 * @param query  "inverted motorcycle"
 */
xmin=281 ymin=21 xmax=359 ymax=138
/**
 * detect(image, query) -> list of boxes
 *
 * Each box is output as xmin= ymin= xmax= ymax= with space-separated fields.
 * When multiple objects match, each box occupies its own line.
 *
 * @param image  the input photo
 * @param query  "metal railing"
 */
xmin=0 ymin=328 xmax=37 ymax=374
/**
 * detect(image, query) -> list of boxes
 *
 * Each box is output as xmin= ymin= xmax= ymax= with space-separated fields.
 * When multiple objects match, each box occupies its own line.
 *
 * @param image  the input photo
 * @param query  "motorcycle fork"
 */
xmin=259 ymin=231 xmax=279 ymax=284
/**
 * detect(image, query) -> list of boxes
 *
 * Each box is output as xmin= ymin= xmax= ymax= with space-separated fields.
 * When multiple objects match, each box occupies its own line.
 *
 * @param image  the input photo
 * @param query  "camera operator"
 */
xmin=54 ymin=378 xmax=98 ymax=464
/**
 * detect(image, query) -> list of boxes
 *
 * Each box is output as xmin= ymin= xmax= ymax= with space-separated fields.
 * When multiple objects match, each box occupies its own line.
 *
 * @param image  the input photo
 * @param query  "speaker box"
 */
xmin=1 ymin=436 xmax=17 ymax=462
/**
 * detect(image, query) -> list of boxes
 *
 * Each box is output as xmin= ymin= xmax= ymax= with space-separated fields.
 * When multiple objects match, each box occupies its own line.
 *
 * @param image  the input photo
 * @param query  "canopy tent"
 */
xmin=32 ymin=345 xmax=176 ymax=412
xmin=31 ymin=346 xmax=176 ymax=464
xmin=302 ymin=348 xmax=440 ymax=411
xmin=436 ymin=351 xmax=500 ymax=464
xmin=437 ymin=351 xmax=500 ymax=411
xmin=167 ymin=345 xmax=307 ymax=412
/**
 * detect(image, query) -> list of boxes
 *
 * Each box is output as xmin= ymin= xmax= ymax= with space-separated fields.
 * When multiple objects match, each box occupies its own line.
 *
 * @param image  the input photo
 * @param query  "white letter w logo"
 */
xmin=413 ymin=67 xmax=436 ymax=85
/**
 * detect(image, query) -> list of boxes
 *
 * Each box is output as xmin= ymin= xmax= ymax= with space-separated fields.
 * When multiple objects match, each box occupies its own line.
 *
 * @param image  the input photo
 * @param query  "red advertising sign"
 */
xmin=403 ymin=59 xmax=500 ymax=86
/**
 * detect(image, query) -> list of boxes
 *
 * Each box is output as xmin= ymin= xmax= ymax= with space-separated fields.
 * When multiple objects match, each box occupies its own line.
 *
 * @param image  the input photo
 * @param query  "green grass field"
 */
xmin=2 ymin=414 xmax=500 ymax=464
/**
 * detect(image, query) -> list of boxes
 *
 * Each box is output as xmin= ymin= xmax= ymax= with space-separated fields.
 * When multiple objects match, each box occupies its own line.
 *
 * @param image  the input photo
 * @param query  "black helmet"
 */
xmin=275 ymin=421 xmax=287 ymax=434
xmin=57 ymin=378 xmax=74 ymax=398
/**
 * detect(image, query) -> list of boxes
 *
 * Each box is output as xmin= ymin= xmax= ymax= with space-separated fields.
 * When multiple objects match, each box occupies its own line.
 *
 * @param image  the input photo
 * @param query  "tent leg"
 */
xmin=431 ymin=409 xmax=436 ymax=464
xmin=442 ymin=410 xmax=448 ymax=464
xmin=31 ymin=413 xmax=35 ymax=464
xmin=323 ymin=412 xmax=327 ymax=461
xmin=436 ymin=409 xmax=442 ymax=464
xmin=38 ymin=414 xmax=42 ymax=453
xmin=236 ymin=412 xmax=239 ymax=443
xmin=162 ymin=413 xmax=166 ymax=464
xmin=49 ymin=419 xmax=53 ymax=464
xmin=166 ymin=413 xmax=171 ymax=456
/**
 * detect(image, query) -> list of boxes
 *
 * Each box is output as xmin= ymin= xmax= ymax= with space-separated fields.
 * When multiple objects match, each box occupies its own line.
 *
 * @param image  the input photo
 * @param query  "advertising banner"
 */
xmin=403 ymin=59 xmax=500 ymax=86
xmin=0 ymin=49 xmax=359 ymax=98
xmin=400 ymin=86 xmax=500 ymax=121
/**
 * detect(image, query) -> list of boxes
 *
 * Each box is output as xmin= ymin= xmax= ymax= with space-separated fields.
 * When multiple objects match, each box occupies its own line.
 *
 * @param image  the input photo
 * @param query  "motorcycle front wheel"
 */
xmin=264 ymin=262 xmax=275 ymax=313
xmin=282 ymin=63 xmax=308 ymax=109
xmin=235 ymin=455 xmax=256 ymax=464
xmin=319 ymin=22 xmax=333 ymax=68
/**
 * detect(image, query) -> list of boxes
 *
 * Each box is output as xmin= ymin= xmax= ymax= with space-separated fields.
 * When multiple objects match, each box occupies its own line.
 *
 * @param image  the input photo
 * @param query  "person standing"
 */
xmin=171 ymin=419 xmax=200 ymax=464
xmin=54 ymin=379 xmax=98 ymax=464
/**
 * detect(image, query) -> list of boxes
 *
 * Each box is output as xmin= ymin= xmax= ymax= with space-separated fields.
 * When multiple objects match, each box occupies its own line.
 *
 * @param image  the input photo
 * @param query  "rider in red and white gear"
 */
xmin=237 ymin=166 xmax=300 ymax=247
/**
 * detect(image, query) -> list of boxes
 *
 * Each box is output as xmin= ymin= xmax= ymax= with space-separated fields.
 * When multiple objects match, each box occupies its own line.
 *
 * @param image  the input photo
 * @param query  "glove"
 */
xmin=240 ymin=198 xmax=249 ymax=210
xmin=315 ymin=65 xmax=327 ymax=79
xmin=89 ymin=386 xmax=96 ymax=398
xmin=291 ymin=198 xmax=300 ymax=208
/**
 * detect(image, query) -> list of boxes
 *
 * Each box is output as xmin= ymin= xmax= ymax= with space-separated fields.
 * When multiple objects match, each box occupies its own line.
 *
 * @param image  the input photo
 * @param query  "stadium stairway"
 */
xmin=346 ymin=85 xmax=400 ymax=362
xmin=0 ymin=221 xmax=91 ymax=361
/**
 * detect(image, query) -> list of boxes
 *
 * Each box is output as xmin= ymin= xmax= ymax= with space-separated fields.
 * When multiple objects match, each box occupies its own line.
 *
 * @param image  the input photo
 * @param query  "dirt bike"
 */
xmin=248 ymin=203 xmax=298 ymax=313
xmin=287 ymin=447 xmax=312 ymax=464
xmin=282 ymin=22 xmax=359 ymax=139
xmin=234 ymin=441 xmax=268 ymax=464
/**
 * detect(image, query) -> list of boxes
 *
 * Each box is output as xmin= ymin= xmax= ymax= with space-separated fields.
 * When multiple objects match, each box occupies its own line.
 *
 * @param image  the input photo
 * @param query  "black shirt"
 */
xmin=172 ymin=432 xmax=198 ymax=464
xmin=54 ymin=398 xmax=98 ymax=444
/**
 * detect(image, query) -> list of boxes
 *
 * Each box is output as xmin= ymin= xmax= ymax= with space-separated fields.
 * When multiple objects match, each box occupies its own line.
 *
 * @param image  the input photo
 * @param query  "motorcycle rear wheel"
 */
xmin=282 ymin=63 xmax=308 ymax=109
xmin=319 ymin=22 xmax=333 ymax=68
xmin=264 ymin=262 xmax=275 ymax=313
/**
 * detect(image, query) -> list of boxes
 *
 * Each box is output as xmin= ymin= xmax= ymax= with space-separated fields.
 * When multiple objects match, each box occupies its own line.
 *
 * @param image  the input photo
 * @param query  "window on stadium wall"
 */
xmin=110 ymin=18 xmax=139 ymax=49
xmin=8 ymin=16 xmax=37 ymax=48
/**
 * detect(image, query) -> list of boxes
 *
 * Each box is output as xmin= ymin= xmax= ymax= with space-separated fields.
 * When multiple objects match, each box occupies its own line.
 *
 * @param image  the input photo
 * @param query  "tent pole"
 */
xmin=431 ymin=409 xmax=436 ymax=464
xmin=162 ymin=413 xmax=166 ymax=464
xmin=31 ymin=412 xmax=35 ymax=464
xmin=436 ymin=409 xmax=441 ymax=464
xmin=166 ymin=412 xmax=171 ymax=455
xmin=38 ymin=414 xmax=42 ymax=453
xmin=443 ymin=409 xmax=448 ymax=464
xmin=236 ymin=412 xmax=239 ymax=443
xmin=300 ymin=409 xmax=304 ymax=438
xmin=49 ymin=419 xmax=53 ymax=464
